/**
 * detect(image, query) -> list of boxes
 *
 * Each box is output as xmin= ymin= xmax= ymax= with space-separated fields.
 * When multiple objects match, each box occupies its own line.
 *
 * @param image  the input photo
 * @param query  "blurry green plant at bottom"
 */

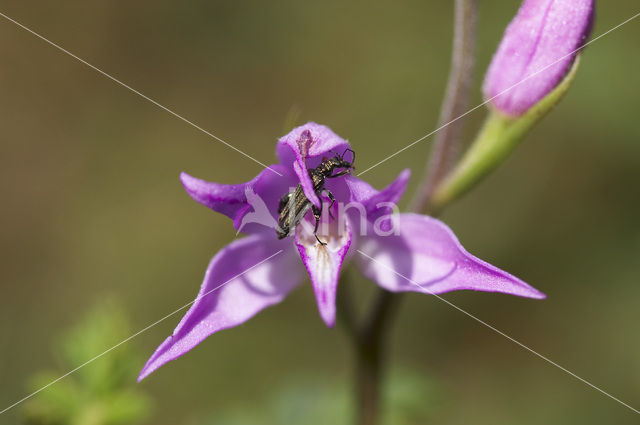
xmin=195 ymin=367 xmax=439 ymax=425
xmin=21 ymin=299 xmax=152 ymax=425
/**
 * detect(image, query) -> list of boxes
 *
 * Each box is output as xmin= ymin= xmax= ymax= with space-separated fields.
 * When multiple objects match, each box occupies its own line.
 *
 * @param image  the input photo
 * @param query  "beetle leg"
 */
xmin=321 ymin=189 xmax=336 ymax=219
xmin=311 ymin=204 xmax=327 ymax=245
xmin=327 ymin=169 xmax=351 ymax=178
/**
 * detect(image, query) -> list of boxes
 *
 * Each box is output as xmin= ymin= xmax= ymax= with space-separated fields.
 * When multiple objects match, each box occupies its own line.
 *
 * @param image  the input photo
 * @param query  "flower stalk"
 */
xmin=354 ymin=1 xmax=477 ymax=423
xmin=353 ymin=289 xmax=401 ymax=425
xmin=431 ymin=56 xmax=581 ymax=211
xmin=410 ymin=0 xmax=477 ymax=215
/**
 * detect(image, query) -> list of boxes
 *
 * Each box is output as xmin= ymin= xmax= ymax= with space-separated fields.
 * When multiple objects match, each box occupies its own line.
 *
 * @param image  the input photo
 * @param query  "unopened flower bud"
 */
xmin=483 ymin=0 xmax=594 ymax=116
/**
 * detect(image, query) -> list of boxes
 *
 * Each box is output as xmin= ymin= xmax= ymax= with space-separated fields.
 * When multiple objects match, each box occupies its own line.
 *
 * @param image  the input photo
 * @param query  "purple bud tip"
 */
xmin=483 ymin=0 xmax=595 ymax=116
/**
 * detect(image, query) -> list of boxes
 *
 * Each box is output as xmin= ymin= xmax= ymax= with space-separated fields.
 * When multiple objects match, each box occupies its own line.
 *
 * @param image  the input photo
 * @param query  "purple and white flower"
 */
xmin=138 ymin=122 xmax=544 ymax=381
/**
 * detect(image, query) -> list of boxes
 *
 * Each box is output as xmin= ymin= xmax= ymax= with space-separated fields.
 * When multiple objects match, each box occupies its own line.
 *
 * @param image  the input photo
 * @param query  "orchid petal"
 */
xmin=294 ymin=213 xmax=353 ymax=327
xmin=276 ymin=122 xmax=350 ymax=208
xmin=358 ymin=213 xmax=545 ymax=299
xmin=344 ymin=169 xmax=410 ymax=229
xmin=180 ymin=165 xmax=296 ymax=234
xmin=138 ymin=235 xmax=303 ymax=381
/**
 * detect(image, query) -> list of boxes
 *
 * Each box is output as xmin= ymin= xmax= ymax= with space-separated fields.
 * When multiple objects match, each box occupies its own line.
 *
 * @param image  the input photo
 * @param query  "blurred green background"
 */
xmin=1 ymin=1 xmax=639 ymax=424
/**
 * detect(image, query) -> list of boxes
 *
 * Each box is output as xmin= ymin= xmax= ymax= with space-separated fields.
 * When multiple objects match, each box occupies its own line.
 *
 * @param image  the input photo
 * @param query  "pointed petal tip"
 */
xmin=448 ymin=285 xmax=547 ymax=300
xmin=136 ymin=334 xmax=176 ymax=383
xmin=137 ymin=359 xmax=163 ymax=382
xmin=312 ymin=282 xmax=337 ymax=329
xmin=137 ymin=342 xmax=182 ymax=381
xmin=318 ymin=300 xmax=336 ymax=329
xmin=137 ymin=235 xmax=303 ymax=380
xmin=358 ymin=214 xmax=546 ymax=300
xmin=319 ymin=309 xmax=336 ymax=328
xmin=530 ymin=289 xmax=547 ymax=300
xmin=179 ymin=170 xmax=194 ymax=185
xmin=485 ymin=281 xmax=547 ymax=300
xmin=178 ymin=171 xmax=205 ymax=199
xmin=136 ymin=370 xmax=148 ymax=383
xmin=136 ymin=360 xmax=156 ymax=383
xmin=504 ymin=280 xmax=546 ymax=300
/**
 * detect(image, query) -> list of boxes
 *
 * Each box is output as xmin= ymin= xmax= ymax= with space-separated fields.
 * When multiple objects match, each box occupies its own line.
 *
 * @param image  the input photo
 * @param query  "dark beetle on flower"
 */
xmin=276 ymin=149 xmax=355 ymax=244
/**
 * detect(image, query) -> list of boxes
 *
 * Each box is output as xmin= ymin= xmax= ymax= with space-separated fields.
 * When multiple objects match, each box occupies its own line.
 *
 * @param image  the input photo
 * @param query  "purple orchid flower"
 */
xmin=483 ymin=0 xmax=595 ymax=116
xmin=138 ymin=122 xmax=544 ymax=381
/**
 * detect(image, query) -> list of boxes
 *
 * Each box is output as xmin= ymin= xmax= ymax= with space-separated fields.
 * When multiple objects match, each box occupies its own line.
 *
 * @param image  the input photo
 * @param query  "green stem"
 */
xmin=350 ymin=17 xmax=581 ymax=425
xmin=352 ymin=2 xmax=477 ymax=424
xmin=354 ymin=291 xmax=401 ymax=425
xmin=432 ymin=56 xmax=581 ymax=211
xmin=431 ymin=110 xmax=513 ymax=209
